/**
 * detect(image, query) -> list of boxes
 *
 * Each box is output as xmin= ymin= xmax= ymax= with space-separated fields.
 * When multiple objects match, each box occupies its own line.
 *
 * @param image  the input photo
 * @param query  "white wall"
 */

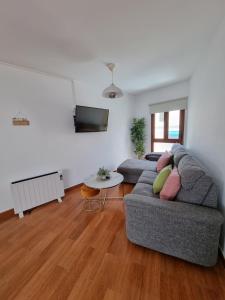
xmin=132 ymin=81 xmax=189 ymax=153
xmin=0 ymin=64 xmax=133 ymax=212
xmin=186 ymin=17 xmax=225 ymax=255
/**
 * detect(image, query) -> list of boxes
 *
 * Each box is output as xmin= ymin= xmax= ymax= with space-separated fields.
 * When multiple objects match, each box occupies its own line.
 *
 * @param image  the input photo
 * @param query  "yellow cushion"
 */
xmin=153 ymin=165 xmax=172 ymax=194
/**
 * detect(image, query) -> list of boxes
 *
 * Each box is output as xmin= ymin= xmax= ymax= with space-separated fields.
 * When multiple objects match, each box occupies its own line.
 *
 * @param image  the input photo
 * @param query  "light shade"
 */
xmin=102 ymin=83 xmax=124 ymax=99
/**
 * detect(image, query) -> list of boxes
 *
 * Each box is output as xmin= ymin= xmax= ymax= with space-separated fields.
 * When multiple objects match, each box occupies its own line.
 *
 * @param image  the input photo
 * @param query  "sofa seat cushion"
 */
xmin=138 ymin=171 xmax=157 ymax=185
xmin=132 ymin=183 xmax=158 ymax=198
xmin=117 ymin=159 xmax=157 ymax=177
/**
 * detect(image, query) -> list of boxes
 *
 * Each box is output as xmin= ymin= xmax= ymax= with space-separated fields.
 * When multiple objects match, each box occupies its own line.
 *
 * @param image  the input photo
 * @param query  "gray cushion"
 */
xmin=138 ymin=170 xmax=157 ymax=185
xmin=170 ymin=144 xmax=188 ymax=166
xmin=171 ymin=143 xmax=185 ymax=154
xmin=174 ymin=148 xmax=188 ymax=166
xmin=178 ymin=155 xmax=204 ymax=189
xmin=132 ymin=182 xmax=158 ymax=198
xmin=176 ymin=155 xmax=218 ymax=208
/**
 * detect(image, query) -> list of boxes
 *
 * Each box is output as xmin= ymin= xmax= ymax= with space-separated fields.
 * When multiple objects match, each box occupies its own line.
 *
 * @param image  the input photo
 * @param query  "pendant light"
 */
xmin=102 ymin=63 xmax=123 ymax=99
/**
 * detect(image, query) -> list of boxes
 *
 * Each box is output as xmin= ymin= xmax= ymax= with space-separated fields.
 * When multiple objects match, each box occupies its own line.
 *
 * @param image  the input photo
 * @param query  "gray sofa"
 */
xmin=117 ymin=144 xmax=224 ymax=266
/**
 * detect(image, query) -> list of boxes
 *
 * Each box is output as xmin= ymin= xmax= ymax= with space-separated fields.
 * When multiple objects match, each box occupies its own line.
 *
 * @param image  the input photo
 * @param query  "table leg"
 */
xmin=88 ymin=185 xmax=124 ymax=212
xmin=101 ymin=190 xmax=107 ymax=210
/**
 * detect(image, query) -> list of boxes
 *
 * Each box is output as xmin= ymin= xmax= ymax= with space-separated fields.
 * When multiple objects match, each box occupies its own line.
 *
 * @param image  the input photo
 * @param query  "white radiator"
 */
xmin=11 ymin=171 xmax=65 ymax=218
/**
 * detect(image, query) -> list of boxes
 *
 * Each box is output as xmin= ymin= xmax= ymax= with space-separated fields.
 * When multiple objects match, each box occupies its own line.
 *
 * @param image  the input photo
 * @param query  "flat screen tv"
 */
xmin=74 ymin=105 xmax=109 ymax=132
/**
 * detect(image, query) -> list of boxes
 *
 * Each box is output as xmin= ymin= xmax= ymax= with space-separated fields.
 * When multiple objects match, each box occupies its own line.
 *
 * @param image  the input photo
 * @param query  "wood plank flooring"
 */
xmin=0 ymin=183 xmax=224 ymax=300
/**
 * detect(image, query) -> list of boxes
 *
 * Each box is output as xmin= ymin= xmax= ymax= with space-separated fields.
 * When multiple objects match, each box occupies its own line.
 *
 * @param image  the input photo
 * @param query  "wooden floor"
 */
xmin=0 ymin=184 xmax=225 ymax=300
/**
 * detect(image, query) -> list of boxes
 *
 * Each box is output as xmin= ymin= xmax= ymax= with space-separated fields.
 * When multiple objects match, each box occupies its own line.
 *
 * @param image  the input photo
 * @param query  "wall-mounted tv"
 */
xmin=74 ymin=105 xmax=109 ymax=132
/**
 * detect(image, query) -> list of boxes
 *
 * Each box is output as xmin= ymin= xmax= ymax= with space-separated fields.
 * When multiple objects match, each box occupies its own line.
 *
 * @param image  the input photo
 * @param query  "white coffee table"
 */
xmin=84 ymin=172 xmax=124 ymax=209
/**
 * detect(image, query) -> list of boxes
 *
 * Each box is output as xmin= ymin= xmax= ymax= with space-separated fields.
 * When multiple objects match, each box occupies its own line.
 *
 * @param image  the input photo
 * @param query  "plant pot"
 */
xmin=97 ymin=175 xmax=108 ymax=181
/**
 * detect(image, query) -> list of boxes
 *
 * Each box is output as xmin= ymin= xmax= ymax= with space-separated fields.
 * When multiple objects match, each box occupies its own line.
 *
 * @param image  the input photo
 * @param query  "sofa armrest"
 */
xmin=124 ymin=194 xmax=224 ymax=226
xmin=124 ymin=194 xmax=224 ymax=266
xmin=145 ymin=152 xmax=163 ymax=161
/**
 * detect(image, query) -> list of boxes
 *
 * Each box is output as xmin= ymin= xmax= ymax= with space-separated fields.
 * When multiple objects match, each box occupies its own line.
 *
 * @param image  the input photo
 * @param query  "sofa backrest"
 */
xmin=171 ymin=143 xmax=184 ymax=154
xmin=176 ymin=154 xmax=218 ymax=208
xmin=171 ymin=144 xmax=188 ymax=166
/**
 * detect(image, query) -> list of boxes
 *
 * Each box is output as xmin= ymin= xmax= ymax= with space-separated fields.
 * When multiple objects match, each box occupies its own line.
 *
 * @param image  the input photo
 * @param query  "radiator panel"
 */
xmin=11 ymin=172 xmax=64 ymax=214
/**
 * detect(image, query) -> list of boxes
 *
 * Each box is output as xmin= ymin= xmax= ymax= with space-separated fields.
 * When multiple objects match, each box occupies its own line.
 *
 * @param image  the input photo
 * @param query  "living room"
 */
xmin=0 ymin=1 xmax=225 ymax=299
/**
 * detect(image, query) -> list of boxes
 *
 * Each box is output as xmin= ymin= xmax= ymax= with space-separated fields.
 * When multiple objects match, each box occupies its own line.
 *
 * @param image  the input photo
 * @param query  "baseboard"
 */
xmin=65 ymin=183 xmax=83 ymax=192
xmin=0 ymin=209 xmax=15 ymax=224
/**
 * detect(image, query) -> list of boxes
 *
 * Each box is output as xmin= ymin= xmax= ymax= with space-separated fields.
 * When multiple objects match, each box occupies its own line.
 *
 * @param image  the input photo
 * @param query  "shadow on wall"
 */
xmin=217 ymin=178 xmax=225 ymax=253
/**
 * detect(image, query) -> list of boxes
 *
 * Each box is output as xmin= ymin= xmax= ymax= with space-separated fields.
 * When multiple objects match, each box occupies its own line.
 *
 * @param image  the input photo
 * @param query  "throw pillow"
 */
xmin=160 ymin=167 xmax=181 ymax=200
xmin=153 ymin=165 xmax=172 ymax=194
xmin=156 ymin=151 xmax=172 ymax=172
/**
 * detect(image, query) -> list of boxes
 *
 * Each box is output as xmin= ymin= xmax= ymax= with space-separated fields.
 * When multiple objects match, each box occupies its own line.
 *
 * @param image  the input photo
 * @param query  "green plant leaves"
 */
xmin=130 ymin=118 xmax=145 ymax=159
xmin=97 ymin=167 xmax=110 ymax=176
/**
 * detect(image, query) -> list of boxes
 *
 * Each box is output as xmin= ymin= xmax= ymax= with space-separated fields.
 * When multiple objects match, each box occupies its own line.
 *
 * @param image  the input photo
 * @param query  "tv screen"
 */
xmin=74 ymin=105 xmax=109 ymax=132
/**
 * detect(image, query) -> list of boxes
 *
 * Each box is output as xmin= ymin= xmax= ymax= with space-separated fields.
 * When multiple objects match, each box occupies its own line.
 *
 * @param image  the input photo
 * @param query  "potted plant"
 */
xmin=130 ymin=118 xmax=145 ymax=159
xmin=97 ymin=167 xmax=110 ymax=180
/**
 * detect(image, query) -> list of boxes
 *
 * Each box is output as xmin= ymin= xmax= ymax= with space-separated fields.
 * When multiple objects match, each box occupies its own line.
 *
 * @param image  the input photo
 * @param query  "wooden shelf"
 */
xmin=12 ymin=118 xmax=30 ymax=126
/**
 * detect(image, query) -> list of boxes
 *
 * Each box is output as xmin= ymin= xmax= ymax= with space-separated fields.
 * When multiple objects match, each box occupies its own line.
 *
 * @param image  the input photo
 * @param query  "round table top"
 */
xmin=84 ymin=172 xmax=124 ymax=189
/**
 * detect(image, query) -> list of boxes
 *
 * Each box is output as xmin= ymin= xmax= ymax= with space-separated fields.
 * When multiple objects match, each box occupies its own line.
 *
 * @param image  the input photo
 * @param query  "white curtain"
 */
xmin=149 ymin=97 xmax=188 ymax=113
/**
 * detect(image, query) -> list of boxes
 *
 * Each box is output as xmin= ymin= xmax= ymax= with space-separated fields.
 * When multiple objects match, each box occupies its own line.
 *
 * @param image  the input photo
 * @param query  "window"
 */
xmin=151 ymin=110 xmax=185 ymax=152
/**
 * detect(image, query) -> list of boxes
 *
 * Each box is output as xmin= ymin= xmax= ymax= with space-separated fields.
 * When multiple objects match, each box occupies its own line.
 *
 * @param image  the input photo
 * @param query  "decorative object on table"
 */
xmin=97 ymin=167 xmax=110 ymax=180
xmin=12 ymin=112 xmax=30 ymax=126
xmin=130 ymin=118 xmax=145 ymax=159
xmin=80 ymin=185 xmax=101 ymax=212
xmin=102 ymin=63 xmax=123 ymax=99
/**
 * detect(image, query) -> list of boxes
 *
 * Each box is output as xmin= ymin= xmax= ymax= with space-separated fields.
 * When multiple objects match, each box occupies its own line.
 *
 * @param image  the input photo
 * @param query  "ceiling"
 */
xmin=0 ymin=0 xmax=224 ymax=94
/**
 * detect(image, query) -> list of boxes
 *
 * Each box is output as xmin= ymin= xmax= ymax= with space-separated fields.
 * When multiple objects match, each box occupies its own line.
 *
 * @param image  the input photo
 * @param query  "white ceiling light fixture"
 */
xmin=102 ymin=63 xmax=123 ymax=99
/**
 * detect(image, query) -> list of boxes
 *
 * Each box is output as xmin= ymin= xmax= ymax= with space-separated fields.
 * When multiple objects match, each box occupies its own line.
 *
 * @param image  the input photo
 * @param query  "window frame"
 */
xmin=151 ymin=109 xmax=185 ymax=152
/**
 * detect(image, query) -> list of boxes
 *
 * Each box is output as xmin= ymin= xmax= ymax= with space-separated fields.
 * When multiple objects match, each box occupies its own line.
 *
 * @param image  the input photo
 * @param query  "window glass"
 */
xmin=168 ymin=110 xmax=180 ymax=139
xmin=155 ymin=112 xmax=164 ymax=139
xmin=151 ymin=109 xmax=185 ymax=151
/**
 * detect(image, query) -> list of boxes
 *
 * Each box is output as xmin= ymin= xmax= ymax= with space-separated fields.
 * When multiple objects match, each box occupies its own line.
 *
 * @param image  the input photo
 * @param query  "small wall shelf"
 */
xmin=12 ymin=118 xmax=30 ymax=126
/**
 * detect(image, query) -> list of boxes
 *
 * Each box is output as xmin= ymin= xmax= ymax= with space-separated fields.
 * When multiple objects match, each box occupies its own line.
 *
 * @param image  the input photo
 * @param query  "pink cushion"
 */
xmin=156 ymin=151 xmax=172 ymax=172
xmin=160 ymin=167 xmax=181 ymax=200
